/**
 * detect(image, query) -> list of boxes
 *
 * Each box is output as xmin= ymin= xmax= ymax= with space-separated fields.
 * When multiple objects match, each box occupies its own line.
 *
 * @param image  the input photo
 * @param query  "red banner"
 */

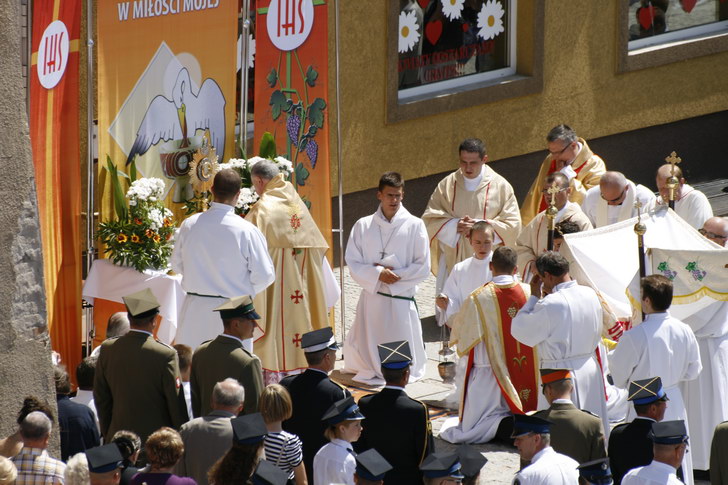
xmin=255 ymin=0 xmax=332 ymax=247
xmin=30 ymin=0 xmax=83 ymax=378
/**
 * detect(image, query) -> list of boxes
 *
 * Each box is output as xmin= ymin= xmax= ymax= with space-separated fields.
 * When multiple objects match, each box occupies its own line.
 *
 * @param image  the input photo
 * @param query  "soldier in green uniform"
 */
xmin=190 ymin=295 xmax=264 ymax=417
xmin=533 ymin=368 xmax=607 ymax=464
xmin=94 ymin=288 xmax=188 ymax=445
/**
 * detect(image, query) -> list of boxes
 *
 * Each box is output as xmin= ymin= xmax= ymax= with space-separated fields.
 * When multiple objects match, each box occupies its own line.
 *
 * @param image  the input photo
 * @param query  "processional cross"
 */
xmin=665 ymin=151 xmax=682 ymax=209
xmin=546 ymin=181 xmax=561 ymax=251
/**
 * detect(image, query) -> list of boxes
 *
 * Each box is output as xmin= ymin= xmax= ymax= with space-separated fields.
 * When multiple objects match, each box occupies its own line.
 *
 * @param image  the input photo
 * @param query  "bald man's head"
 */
xmin=656 ymin=164 xmax=685 ymax=201
xmin=701 ymin=217 xmax=728 ymax=247
xmin=599 ymin=171 xmax=628 ymax=205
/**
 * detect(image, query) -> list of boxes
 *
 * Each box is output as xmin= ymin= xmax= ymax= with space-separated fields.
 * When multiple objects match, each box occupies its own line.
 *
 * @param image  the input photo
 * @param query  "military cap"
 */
xmin=540 ymin=368 xmax=573 ymax=386
xmin=628 ymin=377 xmax=668 ymax=405
xmin=251 ymin=460 xmax=289 ymax=485
xmin=649 ymin=420 xmax=689 ymax=445
xmin=301 ymin=327 xmax=338 ymax=353
xmin=457 ymin=444 xmax=488 ymax=477
xmin=419 ymin=452 xmax=464 ymax=479
xmin=231 ymin=412 xmax=268 ymax=444
xmin=213 ymin=295 xmax=261 ymax=320
xmin=378 ymin=340 xmax=412 ymax=369
xmin=321 ymin=396 xmax=364 ymax=426
xmin=85 ymin=444 xmax=124 ymax=474
xmin=511 ymin=414 xmax=553 ymax=438
xmin=577 ymin=458 xmax=612 ymax=485
xmin=122 ymin=288 xmax=160 ymax=319
xmin=355 ymin=449 xmax=393 ymax=481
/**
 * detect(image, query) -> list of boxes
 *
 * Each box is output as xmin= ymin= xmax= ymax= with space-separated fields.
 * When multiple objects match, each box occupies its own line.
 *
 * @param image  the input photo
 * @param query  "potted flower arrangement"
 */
xmin=97 ymin=158 xmax=176 ymax=272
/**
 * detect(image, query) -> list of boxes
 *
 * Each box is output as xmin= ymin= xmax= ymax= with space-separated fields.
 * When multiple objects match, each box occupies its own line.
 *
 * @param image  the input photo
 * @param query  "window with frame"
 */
xmin=397 ymin=0 xmax=516 ymax=103
xmin=628 ymin=0 xmax=728 ymax=52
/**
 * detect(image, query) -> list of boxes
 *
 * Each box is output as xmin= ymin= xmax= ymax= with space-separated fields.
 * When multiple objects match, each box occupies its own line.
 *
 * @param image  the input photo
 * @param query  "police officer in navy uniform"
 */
xmin=578 ymin=458 xmax=614 ymax=485
xmin=608 ymin=377 xmax=670 ymax=484
xmin=94 ymin=289 xmax=188 ymax=445
xmin=419 ymin=452 xmax=465 ymax=485
xmin=280 ymin=327 xmax=350 ymax=484
xmin=354 ymin=449 xmax=393 ymax=485
xmin=355 ymin=341 xmax=434 ymax=485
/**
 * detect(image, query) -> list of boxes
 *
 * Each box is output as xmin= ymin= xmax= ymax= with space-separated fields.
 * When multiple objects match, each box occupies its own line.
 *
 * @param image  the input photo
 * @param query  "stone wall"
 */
xmin=0 ymin=0 xmax=58 ymax=453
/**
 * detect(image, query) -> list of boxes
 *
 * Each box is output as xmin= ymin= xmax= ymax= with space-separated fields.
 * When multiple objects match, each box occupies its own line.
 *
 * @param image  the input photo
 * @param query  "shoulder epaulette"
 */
xmin=580 ymin=409 xmax=599 ymax=417
xmin=155 ymin=339 xmax=175 ymax=351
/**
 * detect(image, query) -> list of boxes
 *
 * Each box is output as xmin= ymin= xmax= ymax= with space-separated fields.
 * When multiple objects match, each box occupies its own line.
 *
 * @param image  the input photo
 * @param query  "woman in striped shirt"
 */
xmin=260 ymin=384 xmax=307 ymax=485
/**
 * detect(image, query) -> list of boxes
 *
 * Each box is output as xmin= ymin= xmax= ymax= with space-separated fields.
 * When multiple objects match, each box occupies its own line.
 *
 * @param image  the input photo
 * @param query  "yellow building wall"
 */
xmin=328 ymin=1 xmax=728 ymax=194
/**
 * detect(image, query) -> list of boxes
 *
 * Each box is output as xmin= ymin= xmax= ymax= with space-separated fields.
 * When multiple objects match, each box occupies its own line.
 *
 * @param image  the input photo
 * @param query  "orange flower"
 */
xmin=163 ymin=218 xmax=172 ymax=227
xmin=116 ymin=233 xmax=128 ymax=243
xmin=153 ymin=234 xmax=161 ymax=243
xmin=131 ymin=235 xmax=140 ymax=243
xmin=134 ymin=218 xmax=143 ymax=225
xmin=165 ymin=233 xmax=172 ymax=241
xmin=145 ymin=229 xmax=155 ymax=238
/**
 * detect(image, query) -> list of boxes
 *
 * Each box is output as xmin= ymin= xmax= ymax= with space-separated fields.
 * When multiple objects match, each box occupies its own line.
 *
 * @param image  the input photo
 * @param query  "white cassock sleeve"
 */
xmin=608 ymin=331 xmax=639 ymax=389
xmin=581 ymin=187 xmax=599 ymax=227
xmin=682 ymin=330 xmax=702 ymax=382
xmin=385 ymin=220 xmax=431 ymax=296
xmin=171 ymin=226 xmax=186 ymax=274
xmin=345 ymin=220 xmax=384 ymax=295
xmin=436 ymin=218 xmax=460 ymax=248
xmin=322 ymin=256 xmax=341 ymax=308
xmin=511 ymin=296 xmax=551 ymax=347
xmin=246 ymin=228 xmax=276 ymax=296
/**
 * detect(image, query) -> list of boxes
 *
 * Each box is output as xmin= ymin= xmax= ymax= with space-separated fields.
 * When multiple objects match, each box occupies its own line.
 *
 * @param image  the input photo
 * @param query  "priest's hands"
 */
xmin=435 ymin=294 xmax=449 ymax=310
xmin=378 ymin=267 xmax=401 ymax=284
xmin=457 ymin=216 xmax=476 ymax=235
xmin=530 ymin=273 xmax=543 ymax=298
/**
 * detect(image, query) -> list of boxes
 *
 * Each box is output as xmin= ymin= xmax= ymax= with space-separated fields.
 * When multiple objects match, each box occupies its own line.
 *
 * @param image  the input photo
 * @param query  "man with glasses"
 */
xmin=655 ymin=164 xmax=713 ymax=229
xmin=677 ymin=215 xmax=728 ymax=475
xmin=511 ymin=414 xmax=580 ymax=485
xmin=581 ymin=171 xmax=656 ymax=228
xmin=698 ymin=216 xmax=728 ymax=247
xmin=521 ymin=125 xmax=607 ymax=226
xmin=621 ymin=421 xmax=689 ymax=485
xmin=516 ymin=172 xmax=592 ymax=282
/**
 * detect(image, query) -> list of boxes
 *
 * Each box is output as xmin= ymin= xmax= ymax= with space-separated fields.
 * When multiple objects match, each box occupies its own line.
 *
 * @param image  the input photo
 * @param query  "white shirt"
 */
xmin=171 ymin=202 xmax=275 ymax=297
xmin=441 ymin=254 xmax=493 ymax=323
xmin=511 ymin=280 xmax=602 ymax=363
xmin=656 ymin=184 xmax=713 ymax=229
xmin=313 ymin=438 xmax=356 ymax=485
xmin=72 ymin=389 xmax=100 ymax=432
xmin=582 ymin=181 xmax=656 ymax=227
xmin=622 ymin=460 xmax=682 ymax=485
xmin=610 ymin=312 xmax=702 ymax=390
xmin=513 ymin=447 xmax=580 ymax=485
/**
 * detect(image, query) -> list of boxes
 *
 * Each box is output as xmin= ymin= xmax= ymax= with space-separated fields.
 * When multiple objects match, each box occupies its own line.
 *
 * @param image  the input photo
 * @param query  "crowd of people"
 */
xmin=2 ymin=124 xmax=728 ymax=485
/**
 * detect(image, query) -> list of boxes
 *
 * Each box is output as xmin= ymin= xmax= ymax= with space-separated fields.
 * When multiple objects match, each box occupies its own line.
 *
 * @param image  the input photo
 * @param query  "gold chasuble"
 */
xmin=245 ymin=174 xmax=330 ymax=374
xmin=520 ymin=138 xmax=606 ymax=226
xmin=450 ymin=281 xmax=538 ymax=415
xmin=422 ymin=166 xmax=521 ymax=278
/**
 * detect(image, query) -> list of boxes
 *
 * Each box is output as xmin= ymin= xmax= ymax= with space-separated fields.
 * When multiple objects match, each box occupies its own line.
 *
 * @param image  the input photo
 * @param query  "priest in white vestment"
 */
xmin=516 ymin=172 xmax=592 ymax=282
xmin=171 ymin=169 xmax=275 ymax=349
xmin=610 ymin=274 xmax=701 ymax=485
xmin=520 ymin=124 xmax=606 ymax=226
xmin=581 ymin=171 xmax=656 ymax=228
xmin=343 ymin=172 xmax=430 ymax=386
xmin=422 ymin=138 xmax=521 ymax=301
xmin=511 ymin=251 xmax=609 ymax=436
xmin=440 ymin=247 xmax=538 ymax=444
xmin=655 ymin=164 xmax=713 ymax=229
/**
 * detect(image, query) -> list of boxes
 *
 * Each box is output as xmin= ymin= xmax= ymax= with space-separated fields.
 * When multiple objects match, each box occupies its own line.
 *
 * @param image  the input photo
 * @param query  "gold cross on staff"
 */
xmin=547 ymin=180 xmax=561 ymax=197
xmin=665 ymin=151 xmax=682 ymax=176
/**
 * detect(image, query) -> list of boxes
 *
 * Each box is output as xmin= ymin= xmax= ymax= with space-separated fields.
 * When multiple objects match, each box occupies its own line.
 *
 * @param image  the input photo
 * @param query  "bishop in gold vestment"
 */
xmin=246 ymin=167 xmax=334 ymax=380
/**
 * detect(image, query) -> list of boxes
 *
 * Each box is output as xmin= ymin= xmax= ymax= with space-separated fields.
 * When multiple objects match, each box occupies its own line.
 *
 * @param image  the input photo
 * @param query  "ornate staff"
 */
xmin=546 ymin=181 xmax=560 ymax=251
xmin=665 ymin=151 xmax=682 ymax=211
xmin=634 ymin=200 xmax=647 ymax=280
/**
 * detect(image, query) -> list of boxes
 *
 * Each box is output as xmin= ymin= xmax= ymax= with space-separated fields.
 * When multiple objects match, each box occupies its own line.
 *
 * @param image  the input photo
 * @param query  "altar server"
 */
xmin=610 ymin=275 xmax=701 ymax=485
xmin=343 ymin=172 xmax=430 ymax=386
xmin=171 ymin=169 xmax=275 ymax=349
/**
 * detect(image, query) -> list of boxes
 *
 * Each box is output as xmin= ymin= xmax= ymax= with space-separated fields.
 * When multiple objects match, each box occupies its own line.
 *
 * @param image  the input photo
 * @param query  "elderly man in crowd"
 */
xmin=11 ymin=411 xmax=65 ymax=484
